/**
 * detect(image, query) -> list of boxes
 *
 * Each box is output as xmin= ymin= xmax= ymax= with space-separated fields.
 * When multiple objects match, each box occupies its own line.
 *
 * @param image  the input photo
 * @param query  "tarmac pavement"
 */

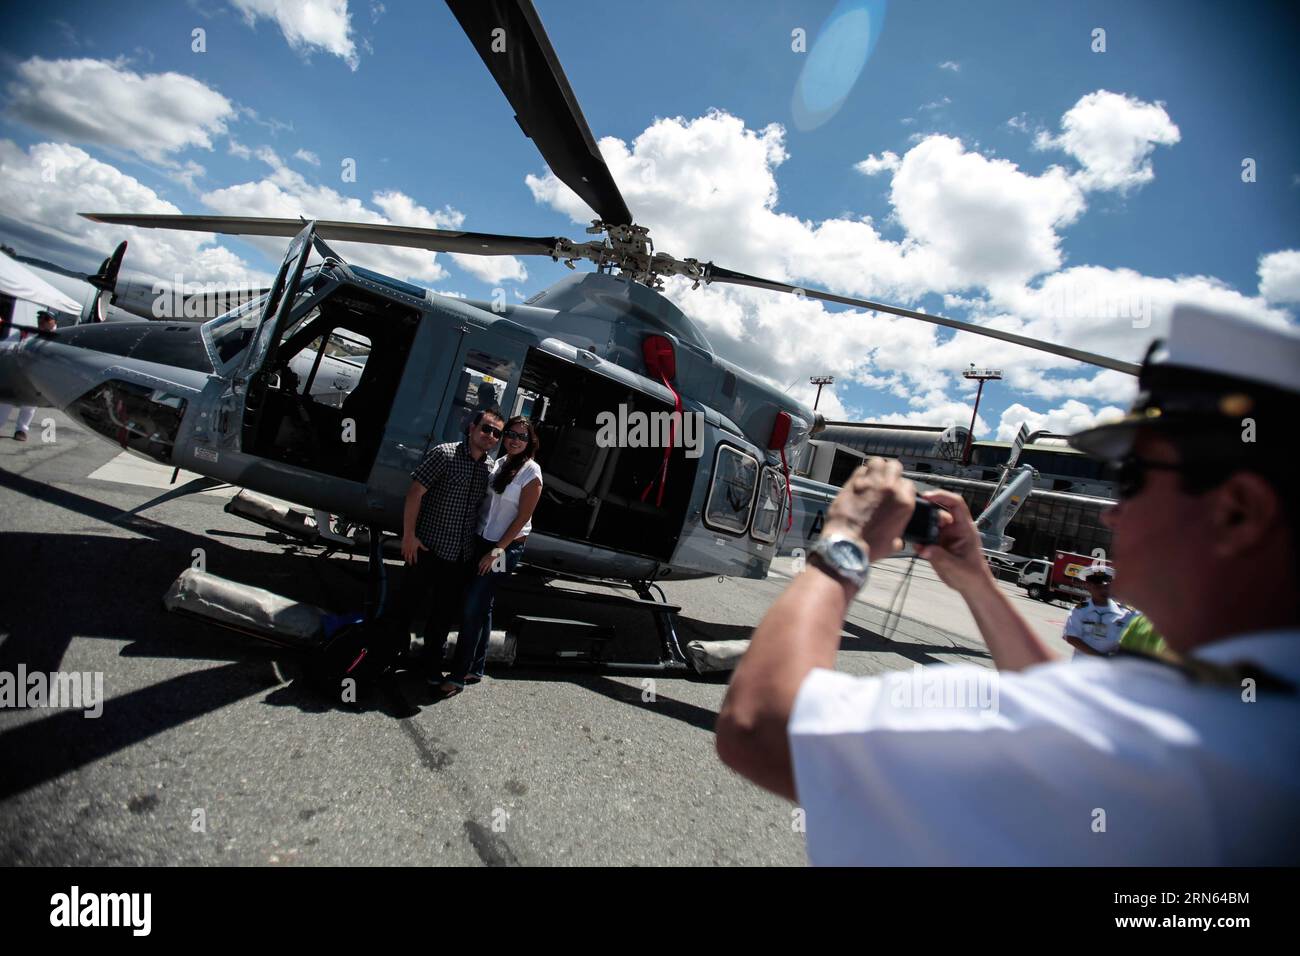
xmin=0 ymin=412 xmax=1079 ymax=866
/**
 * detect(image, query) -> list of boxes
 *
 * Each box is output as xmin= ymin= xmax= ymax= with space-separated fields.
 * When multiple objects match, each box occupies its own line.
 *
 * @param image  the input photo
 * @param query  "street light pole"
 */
xmin=809 ymin=375 xmax=834 ymax=410
xmin=960 ymin=367 xmax=1002 ymax=466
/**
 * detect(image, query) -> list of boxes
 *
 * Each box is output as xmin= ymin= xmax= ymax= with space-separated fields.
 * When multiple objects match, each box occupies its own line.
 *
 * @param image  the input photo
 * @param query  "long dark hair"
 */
xmin=492 ymin=416 xmax=540 ymax=493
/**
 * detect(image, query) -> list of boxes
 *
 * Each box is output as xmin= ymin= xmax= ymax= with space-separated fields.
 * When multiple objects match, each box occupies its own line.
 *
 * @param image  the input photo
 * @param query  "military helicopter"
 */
xmin=0 ymin=0 xmax=1138 ymax=666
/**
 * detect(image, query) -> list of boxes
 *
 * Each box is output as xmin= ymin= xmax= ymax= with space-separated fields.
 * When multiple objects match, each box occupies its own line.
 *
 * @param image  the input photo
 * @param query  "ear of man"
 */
xmin=1208 ymin=471 xmax=1283 ymax=560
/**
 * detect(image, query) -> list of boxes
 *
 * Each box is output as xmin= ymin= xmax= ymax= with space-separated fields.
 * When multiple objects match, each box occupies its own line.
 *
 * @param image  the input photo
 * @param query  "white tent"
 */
xmin=0 ymin=252 xmax=83 ymax=321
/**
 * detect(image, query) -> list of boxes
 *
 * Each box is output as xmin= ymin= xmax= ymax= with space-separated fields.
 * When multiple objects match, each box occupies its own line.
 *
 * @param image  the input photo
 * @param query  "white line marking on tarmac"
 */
xmin=87 ymin=452 xmax=238 ymax=498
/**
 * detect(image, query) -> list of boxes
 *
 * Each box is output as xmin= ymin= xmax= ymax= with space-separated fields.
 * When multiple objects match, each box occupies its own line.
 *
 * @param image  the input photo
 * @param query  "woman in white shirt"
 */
xmin=441 ymin=416 xmax=543 ymax=694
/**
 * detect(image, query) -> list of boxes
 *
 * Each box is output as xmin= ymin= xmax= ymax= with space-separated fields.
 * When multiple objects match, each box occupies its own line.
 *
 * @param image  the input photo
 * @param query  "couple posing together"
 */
xmin=397 ymin=406 xmax=542 ymax=696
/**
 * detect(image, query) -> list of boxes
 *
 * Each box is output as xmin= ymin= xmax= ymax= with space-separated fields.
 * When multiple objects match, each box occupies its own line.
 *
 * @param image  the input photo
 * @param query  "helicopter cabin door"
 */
xmin=220 ymin=221 xmax=424 ymax=487
xmin=431 ymin=321 xmax=532 ymax=448
xmin=234 ymin=220 xmax=316 ymax=456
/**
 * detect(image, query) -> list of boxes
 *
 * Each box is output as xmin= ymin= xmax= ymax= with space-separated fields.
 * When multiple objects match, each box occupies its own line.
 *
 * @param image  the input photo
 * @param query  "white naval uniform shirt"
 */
xmin=1064 ymin=598 xmax=1135 ymax=656
xmin=787 ymin=630 xmax=1300 ymax=866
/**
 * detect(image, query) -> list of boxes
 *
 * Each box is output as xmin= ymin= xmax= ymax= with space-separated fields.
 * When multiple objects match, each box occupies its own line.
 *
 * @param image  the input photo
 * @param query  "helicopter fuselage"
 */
xmin=3 ymin=254 xmax=820 ymax=584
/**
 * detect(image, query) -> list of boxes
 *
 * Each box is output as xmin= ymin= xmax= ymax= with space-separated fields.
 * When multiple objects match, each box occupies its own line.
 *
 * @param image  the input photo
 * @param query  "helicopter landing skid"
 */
xmin=507 ymin=567 xmax=691 ymax=672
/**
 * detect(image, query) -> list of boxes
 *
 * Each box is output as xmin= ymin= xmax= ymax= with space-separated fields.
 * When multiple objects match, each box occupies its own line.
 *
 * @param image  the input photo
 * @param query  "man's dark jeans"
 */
xmin=392 ymin=553 xmax=474 ymax=675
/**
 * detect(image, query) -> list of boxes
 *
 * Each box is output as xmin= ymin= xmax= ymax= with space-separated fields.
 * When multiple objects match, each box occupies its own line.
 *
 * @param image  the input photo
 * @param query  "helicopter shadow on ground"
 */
xmin=0 ymin=469 xmax=429 ymax=800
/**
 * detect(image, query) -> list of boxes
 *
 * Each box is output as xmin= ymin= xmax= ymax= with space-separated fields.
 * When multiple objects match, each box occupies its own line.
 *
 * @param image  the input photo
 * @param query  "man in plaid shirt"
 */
xmin=397 ymin=406 xmax=504 ymax=679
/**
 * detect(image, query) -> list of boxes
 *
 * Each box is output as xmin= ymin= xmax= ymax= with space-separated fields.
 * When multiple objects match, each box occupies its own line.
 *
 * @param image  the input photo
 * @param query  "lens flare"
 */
xmin=792 ymin=0 xmax=887 ymax=131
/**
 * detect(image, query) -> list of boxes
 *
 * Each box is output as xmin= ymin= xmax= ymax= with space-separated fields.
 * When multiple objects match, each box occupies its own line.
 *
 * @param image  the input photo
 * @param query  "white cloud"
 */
xmin=996 ymin=399 xmax=1128 ymax=442
xmin=874 ymin=402 xmax=991 ymax=436
xmin=169 ymin=159 xmax=207 ymax=192
xmin=293 ymin=148 xmax=321 ymax=166
xmin=4 ymin=57 xmax=235 ymax=163
xmin=986 ymin=264 xmax=1294 ymax=360
xmin=919 ymin=96 xmax=952 ymax=111
xmin=938 ymin=61 xmax=961 ymax=72
xmin=200 ymin=151 xmax=526 ymax=285
xmin=448 ymin=253 xmax=528 ymax=284
xmin=231 ymin=0 xmax=359 ymax=70
xmin=523 ymin=109 xmax=1279 ymax=426
xmin=526 ymin=112 xmax=1082 ymax=300
xmin=202 ymin=160 xmax=451 ymax=282
xmin=0 ymin=139 xmax=262 ymax=283
xmin=854 ymin=151 xmax=900 ymax=176
xmin=887 ymin=135 xmax=1084 ymax=288
xmin=1034 ymin=90 xmax=1180 ymax=194
xmin=1258 ymin=249 xmax=1300 ymax=303
xmin=228 ymin=139 xmax=253 ymax=160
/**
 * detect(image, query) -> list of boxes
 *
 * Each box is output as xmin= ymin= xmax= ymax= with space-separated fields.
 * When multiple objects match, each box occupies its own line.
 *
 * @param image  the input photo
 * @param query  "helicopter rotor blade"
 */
xmin=444 ymin=0 xmax=634 ymax=229
xmin=79 ymin=213 xmax=563 ymax=258
xmin=703 ymin=263 xmax=1142 ymax=376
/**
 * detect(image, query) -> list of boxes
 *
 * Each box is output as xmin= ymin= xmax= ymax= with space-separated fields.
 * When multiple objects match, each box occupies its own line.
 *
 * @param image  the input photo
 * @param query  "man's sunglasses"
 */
xmin=479 ymin=424 xmax=502 ymax=438
xmin=503 ymin=429 xmax=529 ymax=443
xmin=1111 ymin=455 xmax=1187 ymax=499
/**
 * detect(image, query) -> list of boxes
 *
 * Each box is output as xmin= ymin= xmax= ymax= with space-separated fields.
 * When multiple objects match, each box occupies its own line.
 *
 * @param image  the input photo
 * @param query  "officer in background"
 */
xmin=0 ymin=309 xmax=56 ymax=441
xmin=716 ymin=303 xmax=1299 ymax=865
xmin=1063 ymin=565 xmax=1135 ymax=658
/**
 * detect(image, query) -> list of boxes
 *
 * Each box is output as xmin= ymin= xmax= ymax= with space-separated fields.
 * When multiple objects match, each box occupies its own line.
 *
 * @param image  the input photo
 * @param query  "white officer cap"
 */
xmin=1070 ymin=303 xmax=1300 ymax=463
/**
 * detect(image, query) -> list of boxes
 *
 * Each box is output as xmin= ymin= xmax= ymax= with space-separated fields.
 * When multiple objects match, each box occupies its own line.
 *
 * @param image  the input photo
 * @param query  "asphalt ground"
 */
xmin=0 ymin=412 xmax=1078 ymax=866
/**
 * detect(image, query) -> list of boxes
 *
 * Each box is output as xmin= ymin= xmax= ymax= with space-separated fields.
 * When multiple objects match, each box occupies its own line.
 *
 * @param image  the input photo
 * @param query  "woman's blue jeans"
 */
xmin=447 ymin=536 xmax=525 ymax=682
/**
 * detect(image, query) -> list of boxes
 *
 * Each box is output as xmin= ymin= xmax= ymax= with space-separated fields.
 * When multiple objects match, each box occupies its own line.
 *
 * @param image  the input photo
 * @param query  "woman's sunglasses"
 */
xmin=503 ymin=429 xmax=529 ymax=443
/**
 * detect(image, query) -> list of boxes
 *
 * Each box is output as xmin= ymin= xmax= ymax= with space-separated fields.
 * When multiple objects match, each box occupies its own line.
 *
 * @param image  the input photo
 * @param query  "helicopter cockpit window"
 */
xmin=205 ymin=293 xmax=268 ymax=365
xmin=240 ymin=280 xmax=419 ymax=483
xmin=290 ymin=327 xmax=370 ymax=408
xmin=750 ymin=466 xmax=786 ymax=544
xmin=704 ymin=444 xmax=759 ymax=535
xmin=444 ymin=347 xmax=518 ymax=441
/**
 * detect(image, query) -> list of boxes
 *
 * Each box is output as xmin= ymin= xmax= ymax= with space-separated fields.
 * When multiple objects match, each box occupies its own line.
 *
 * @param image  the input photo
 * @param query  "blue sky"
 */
xmin=1 ymin=0 xmax=1297 ymax=436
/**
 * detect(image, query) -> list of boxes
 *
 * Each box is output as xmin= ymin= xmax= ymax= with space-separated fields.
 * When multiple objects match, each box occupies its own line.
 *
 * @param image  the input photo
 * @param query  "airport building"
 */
xmin=798 ymin=422 xmax=1115 ymax=560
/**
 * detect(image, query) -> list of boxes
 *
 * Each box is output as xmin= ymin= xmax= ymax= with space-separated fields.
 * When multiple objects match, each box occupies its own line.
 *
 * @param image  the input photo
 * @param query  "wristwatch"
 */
xmin=808 ymin=533 xmax=870 ymax=591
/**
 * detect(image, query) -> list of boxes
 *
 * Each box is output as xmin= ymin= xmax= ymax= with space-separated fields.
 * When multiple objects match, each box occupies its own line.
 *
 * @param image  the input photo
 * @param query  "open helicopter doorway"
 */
xmin=241 ymin=282 xmax=420 ymax=483
xmin=518 ymin=348 xmax=697 ymax=562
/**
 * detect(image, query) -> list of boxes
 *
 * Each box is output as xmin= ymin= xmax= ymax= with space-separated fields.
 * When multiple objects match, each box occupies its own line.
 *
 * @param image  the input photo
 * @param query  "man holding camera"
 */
xmin=716 ymin=304 xmax=1299 ymax=865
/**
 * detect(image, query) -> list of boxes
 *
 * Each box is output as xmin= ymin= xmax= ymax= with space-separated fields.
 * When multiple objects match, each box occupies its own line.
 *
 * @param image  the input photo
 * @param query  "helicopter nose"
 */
xmin=4 ymin=322 xmax=214 ymax=465
xmin=0 ymin=335 xmax=46 ymax=406
xmin=7 ymin=328 xmax=117 ymax=412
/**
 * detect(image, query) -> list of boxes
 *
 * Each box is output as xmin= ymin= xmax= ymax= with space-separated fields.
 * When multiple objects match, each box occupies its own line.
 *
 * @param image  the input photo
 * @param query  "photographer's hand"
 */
xmin=917 ymin=489 xmax=1056 ymax=672
xmin=823 ymin=458 xmax=916 ymax=559
xmin=915 ymin=490 xmax=995 ymax=593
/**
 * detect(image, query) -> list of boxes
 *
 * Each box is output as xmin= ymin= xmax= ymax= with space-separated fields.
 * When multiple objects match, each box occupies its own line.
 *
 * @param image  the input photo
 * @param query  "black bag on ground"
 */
xmin=304 ymin=613 xmax=399 ymax=702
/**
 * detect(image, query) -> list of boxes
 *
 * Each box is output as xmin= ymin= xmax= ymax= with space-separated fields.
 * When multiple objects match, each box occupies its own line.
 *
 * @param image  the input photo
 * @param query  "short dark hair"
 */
xmin=470 ymin=406 xmax=504 ymax=431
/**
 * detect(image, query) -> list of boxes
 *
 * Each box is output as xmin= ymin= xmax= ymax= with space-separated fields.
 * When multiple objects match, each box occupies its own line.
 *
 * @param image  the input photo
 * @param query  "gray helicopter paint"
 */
xmin=474 ymin=272 xmax=816 ymax=456
xmin=13 ymin=335 xmax=208 ymax=422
